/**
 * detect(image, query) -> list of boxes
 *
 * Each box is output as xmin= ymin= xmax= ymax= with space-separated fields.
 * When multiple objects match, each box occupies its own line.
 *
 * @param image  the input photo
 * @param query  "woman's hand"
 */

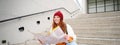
xmin=38 ymin=40 xmax=45 ymax=45
xmin=64 ymin=35 xmax=70 ymax=40
xmin=64 ymin=35 xmax=73 ymax=42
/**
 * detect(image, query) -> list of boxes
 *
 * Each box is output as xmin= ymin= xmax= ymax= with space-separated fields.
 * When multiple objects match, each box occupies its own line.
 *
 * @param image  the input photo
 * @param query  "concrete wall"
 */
xmin=0 ymin=0 xmax=79 ymax=21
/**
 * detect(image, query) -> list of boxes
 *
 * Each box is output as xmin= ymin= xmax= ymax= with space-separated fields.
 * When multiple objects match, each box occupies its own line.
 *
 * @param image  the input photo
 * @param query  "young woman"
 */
xmin=52 ymin=11 xmax=77 ymax=45
xmin=39 ymin=11 xmax=77 ymax=45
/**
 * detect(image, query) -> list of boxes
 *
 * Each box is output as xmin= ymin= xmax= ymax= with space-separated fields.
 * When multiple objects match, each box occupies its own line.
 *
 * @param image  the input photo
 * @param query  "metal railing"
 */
xmin=0 ymin=7 xmax=80 ymax=23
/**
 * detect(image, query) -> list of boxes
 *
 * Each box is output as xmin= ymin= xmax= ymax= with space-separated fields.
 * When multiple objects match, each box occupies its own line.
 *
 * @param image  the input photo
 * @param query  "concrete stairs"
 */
xmin=65 ymin=11 xmax=120 ymax=45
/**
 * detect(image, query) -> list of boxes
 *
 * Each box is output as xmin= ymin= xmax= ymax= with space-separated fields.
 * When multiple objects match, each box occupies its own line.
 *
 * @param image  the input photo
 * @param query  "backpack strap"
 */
xmin=66 ymin=24 xmax=68 ymax=34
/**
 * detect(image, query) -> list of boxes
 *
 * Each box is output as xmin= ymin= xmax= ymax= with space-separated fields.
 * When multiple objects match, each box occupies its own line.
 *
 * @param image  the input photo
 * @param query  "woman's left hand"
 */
xmin=64 ymin=35 xmax=73 ymax=42
xmin=64 ymin=35 xmax=70 ymax=40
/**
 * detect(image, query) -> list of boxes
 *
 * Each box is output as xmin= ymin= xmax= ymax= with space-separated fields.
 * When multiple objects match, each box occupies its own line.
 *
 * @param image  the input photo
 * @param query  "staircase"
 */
xmin=65 ymin=11 xmax=120 ymax=45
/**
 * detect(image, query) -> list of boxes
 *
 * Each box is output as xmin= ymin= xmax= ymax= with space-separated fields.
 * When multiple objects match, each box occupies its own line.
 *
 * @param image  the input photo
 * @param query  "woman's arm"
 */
xmin=66 ymin=24 xmax=77 ymax=41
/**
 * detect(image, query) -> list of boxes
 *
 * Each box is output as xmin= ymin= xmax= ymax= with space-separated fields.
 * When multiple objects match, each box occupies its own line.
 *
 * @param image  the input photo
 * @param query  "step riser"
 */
xmin=77 ymin=39 xmax=120 ymax=45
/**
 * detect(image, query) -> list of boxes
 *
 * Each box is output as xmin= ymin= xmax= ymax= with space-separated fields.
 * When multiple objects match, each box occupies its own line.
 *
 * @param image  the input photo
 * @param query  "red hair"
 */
xmin=52 ymin=11 xmax=67 ymax=33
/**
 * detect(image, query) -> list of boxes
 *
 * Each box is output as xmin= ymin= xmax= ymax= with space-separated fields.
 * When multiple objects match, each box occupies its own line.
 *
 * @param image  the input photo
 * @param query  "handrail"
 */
xmin=0 ymin=7 xmax=80 ymax=23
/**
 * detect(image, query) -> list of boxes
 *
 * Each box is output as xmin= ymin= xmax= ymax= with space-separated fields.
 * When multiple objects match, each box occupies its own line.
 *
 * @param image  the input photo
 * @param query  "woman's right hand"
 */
xmin=38 ymin=40 xmax=44 ymax=45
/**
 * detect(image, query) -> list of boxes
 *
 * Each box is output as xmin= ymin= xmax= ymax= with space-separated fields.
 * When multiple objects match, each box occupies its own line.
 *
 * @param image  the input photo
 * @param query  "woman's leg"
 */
xmin=67 ymin=41 xmax=77 ymax=45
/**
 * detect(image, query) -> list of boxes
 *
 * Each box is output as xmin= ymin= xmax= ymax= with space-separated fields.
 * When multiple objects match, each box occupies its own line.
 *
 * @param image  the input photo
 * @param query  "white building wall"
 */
xmin=0 ymin=0 xmax=79 ymax=21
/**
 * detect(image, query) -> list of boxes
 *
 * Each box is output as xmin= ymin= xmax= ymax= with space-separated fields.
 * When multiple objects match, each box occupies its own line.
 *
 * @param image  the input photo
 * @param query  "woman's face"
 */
xmin=53 ymin=16 xmax=60 ymax=24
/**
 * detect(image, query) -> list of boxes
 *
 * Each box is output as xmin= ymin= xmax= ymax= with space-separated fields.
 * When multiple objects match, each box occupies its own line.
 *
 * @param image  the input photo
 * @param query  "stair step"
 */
xmin=76 ymin=32 xmax=120 ymax=39
xmin=75 ymin=11 xmax=120 ymax=19
xmin=77 ymin=38 xmax=120 ymax=45
xmin=73 ymin=26 xmax=120 ymax=29
xmin=74 ymin=28 xmax=120 ymax=34
xmin=78 ymin=43 xmax=103 ymax=45
xmin=70 ymin=24 xmax=120 ymax=28
xmin=66 ymin=15 xmax=120 ymax=21
xmin=66 ymin=17 xmax=120 ymax=24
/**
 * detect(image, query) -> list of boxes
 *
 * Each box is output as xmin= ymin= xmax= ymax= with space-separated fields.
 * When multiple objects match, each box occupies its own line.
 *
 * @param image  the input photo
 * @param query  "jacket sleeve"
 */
xmin=66 ymin=24 xmax=77 ymax=41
